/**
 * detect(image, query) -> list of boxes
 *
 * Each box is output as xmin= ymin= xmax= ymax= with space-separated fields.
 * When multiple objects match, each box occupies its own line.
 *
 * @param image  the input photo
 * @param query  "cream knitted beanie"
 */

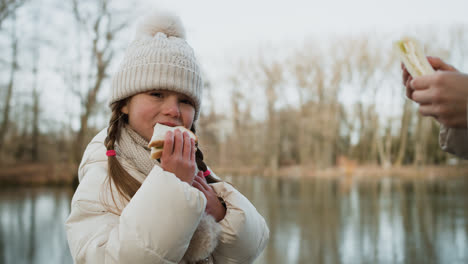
xmin=110 ymin=11 xmax=203 ymax=120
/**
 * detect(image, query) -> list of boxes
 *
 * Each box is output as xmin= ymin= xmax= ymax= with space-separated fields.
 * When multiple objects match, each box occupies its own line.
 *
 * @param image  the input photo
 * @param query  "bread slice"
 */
xmin=148 ymin=123 xmax=198 ymax=159
xmin=395 ymin=37 xmax=435 ymax=77
xmin=150 ymin=147 xmax=164 ymax=160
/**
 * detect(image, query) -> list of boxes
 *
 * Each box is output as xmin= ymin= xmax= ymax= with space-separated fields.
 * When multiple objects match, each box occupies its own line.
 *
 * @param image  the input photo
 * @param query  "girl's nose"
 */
xmin=161 ymin=96 xmax=180 ymax=117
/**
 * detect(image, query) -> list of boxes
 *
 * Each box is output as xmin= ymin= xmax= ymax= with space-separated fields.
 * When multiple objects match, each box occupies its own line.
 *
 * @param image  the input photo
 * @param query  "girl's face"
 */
xmin=122 ymin=90 xmax=195 ymax=142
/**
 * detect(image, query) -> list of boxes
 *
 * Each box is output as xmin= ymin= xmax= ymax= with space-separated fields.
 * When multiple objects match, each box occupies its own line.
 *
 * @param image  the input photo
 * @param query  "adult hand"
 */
xmin=160 ymin=129 xmax=197 ymax=184
xmin=401 ymin=56 xmax=467 ymax=128
xmin=411 ymin=71 xmax=468 ymax=128
xmin=192 ymin=172 xmax=226 ymax=222
xmin=402 ymin=56 xmax=458 ymax=99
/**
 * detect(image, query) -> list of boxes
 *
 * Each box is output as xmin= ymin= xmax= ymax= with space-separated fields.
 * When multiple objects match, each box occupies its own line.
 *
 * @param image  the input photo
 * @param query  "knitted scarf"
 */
xmin=115 ymin=125 xmax=158 ymax=176
xmin=115 ymin=125 xmax=220 ymax=264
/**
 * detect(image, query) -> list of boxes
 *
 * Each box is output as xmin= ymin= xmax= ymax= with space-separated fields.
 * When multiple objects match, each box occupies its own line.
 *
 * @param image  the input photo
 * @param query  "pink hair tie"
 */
xmin=106 ymin=150 xmax=116 ymax=157
xmin=203 ymin=170 xmax=211 ymax=178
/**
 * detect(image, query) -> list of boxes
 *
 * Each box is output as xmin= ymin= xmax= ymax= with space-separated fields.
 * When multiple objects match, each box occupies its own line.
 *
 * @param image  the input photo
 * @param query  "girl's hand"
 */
xmin=160 ymin=129 xmax=197 ymax=184
xmin=192 ymin=172 xmax=226 ymax=222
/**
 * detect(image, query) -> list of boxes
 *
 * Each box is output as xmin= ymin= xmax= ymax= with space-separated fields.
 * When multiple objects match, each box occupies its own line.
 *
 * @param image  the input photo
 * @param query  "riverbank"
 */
xmin=213 ymin=163 xmax=468 ymax=179
xmin=0 ymin=162 xmax=467 ymax=186
xmin=0 ymin=163 xmax=77 ymax=186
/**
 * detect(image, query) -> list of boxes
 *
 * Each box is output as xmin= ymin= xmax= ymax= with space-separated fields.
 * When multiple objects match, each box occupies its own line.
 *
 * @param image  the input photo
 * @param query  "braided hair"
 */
xmin=190 ymin=125 xmax=220 ymax=184
xmin=104 ymin=99 xmax=141 ymax=205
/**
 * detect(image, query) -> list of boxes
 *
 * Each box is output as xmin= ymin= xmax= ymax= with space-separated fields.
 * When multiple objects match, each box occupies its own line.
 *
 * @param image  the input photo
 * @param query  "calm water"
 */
xmin=0 ymin=176 xmax=467 ymax=264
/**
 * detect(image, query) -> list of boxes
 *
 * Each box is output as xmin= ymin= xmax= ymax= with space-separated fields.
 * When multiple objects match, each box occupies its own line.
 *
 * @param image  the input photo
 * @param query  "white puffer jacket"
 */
xmin=65 ymin=129 xmax=269 ymax=264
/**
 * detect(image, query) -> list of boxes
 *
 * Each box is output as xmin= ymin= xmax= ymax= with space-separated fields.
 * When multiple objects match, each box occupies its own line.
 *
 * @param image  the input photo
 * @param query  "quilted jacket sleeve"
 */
xmin=210 ymin=181 xmax=269 ymax=264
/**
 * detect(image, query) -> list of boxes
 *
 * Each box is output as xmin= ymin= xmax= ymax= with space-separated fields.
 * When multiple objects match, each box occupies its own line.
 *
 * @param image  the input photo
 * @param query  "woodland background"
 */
xmin=1 ymin=0 xmax=467 ymax=184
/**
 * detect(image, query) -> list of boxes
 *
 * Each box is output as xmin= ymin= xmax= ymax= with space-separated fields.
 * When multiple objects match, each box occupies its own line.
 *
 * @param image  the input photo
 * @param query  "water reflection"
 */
xmin=1 ymin=176 xmax=467 ymax=264
xmin=225 ymin=176 xmax=468 ymax=264
xmin=0 ymin=187 xmax=73 ymax=264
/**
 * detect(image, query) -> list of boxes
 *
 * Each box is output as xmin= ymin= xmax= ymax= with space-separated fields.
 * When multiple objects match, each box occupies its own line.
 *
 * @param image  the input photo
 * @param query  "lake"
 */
xmin=1 ymin=175 xmax=467 ymax=264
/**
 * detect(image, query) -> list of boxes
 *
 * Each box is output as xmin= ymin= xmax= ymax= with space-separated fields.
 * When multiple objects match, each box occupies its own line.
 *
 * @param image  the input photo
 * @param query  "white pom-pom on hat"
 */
xmin=134 ymin=10 xmax=186 ymax=40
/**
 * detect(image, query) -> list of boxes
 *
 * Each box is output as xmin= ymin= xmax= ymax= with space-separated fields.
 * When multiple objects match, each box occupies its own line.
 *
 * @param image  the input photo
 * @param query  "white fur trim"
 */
xmin=181 ymin=213 xmax=221 ymax=263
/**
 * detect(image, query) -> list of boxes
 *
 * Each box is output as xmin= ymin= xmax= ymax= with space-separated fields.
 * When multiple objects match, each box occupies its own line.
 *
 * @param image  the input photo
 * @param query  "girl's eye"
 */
xmin=150 ymin=92 xmax=163 ymax=98
xmin=180 ymin=99 xmax=193 ymax=106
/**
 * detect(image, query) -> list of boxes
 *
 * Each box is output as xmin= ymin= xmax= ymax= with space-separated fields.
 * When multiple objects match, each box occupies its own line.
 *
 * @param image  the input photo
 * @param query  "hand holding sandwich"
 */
xmin=160 ymin=129 xmax=197 ymax=184
xmin=155 ymin=126 xmax=226 ymax=221
xmin=402 ymin=57 xmax=468 ymax=128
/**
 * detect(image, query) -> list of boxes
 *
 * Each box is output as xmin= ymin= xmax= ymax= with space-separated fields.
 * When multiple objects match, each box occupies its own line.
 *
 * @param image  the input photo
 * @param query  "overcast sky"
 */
xmin=144 ymin=0 xmax=468 ymax=61
xmin=143 ymin=0 xmax=468 ymax=93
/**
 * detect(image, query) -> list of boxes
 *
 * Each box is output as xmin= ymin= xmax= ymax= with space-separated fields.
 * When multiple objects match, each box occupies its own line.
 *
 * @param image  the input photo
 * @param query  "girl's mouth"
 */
xmin=158 ymin=122 xmax=178 ymax=127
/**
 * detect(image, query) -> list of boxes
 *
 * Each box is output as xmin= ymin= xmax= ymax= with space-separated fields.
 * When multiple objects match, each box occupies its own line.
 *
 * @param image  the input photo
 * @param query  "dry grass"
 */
xmin=0 ymin=162 xmax=77 ymax=186
xmin=1 ymin=162 xmax=466 ymax=186
xmin=214 ymin=164 xmax=468 ymax=180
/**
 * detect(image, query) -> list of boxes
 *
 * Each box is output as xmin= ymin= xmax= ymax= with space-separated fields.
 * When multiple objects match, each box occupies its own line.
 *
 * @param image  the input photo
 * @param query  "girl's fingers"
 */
xmin=198 ymin=175 xmax=212 ymax=191
xmin=172 ymin=129 xmax=183 ymax=156
xmin=192 ymin=180 xmax=207 ymax=194
xmin=191 ymin=139 xmax=196 ymax=161
xmin=162 ymin=131 xmax=174 ymax=157
xmin=195 ymin=172 xmax=214 ymax=194
xmin=182 ymin=132 xmax=191 ymax=159
xmin=194 ymin=173 xmax=207 ymax=191
xmin=195 ymin=171 xmax=208 ymax=184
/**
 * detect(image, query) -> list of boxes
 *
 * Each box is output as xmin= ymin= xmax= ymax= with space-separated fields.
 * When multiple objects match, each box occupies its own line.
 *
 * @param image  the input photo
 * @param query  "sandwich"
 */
xmin=148 ymin=123 xmax=198 ymax=159
xmin=395 ymin=37 xmax=435 ymax=77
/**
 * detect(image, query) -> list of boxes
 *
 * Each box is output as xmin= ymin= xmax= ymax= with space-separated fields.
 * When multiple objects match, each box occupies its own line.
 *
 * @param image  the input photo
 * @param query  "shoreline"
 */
xmin=0 ymin=163 xmax=467 ymax=186
xmin=0 ymin=162 xmax=77 ymax=186
xmin=213 ymin=164 xmax=468 ymax=180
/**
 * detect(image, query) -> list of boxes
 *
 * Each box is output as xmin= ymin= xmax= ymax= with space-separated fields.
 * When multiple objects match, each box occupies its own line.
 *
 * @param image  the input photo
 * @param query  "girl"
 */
xmin=65 ymin=11 xmax=269 ymax=264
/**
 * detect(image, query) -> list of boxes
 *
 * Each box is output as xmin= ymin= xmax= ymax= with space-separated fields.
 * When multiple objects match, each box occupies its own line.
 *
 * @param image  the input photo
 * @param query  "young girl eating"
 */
xmin=65 ymin=10 xmax=269 ymax=264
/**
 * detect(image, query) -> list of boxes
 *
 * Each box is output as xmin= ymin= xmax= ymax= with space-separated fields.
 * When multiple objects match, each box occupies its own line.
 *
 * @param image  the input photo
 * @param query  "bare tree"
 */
xmin=290 ymin=49 xmax=321 ymax=165
xmin=259 ymin=59 xmax=283 ymax=175
xmin=0 ymin=14 xmax=18 ymax=154
xmin=14 ymin=103 xmax=30 ymax=160
xmin=413 ymin=116 xmax=432 ymax=166
xmin=0 ymin=0 xmax=27 ymax=28
xmin=394 ymin=100 xmax=412 ymax=166
xmin=71 ymin=0 xmax=129 ymax=162
xmin=197 ymin=78 xmax=226 ymax=166
xmin=30 ymin=6 xmax=41 ymax=161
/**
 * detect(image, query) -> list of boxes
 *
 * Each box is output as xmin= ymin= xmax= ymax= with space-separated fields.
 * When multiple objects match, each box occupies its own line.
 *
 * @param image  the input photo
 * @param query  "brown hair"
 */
xmin=103 ymin=99 xmax=220 ymax=209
